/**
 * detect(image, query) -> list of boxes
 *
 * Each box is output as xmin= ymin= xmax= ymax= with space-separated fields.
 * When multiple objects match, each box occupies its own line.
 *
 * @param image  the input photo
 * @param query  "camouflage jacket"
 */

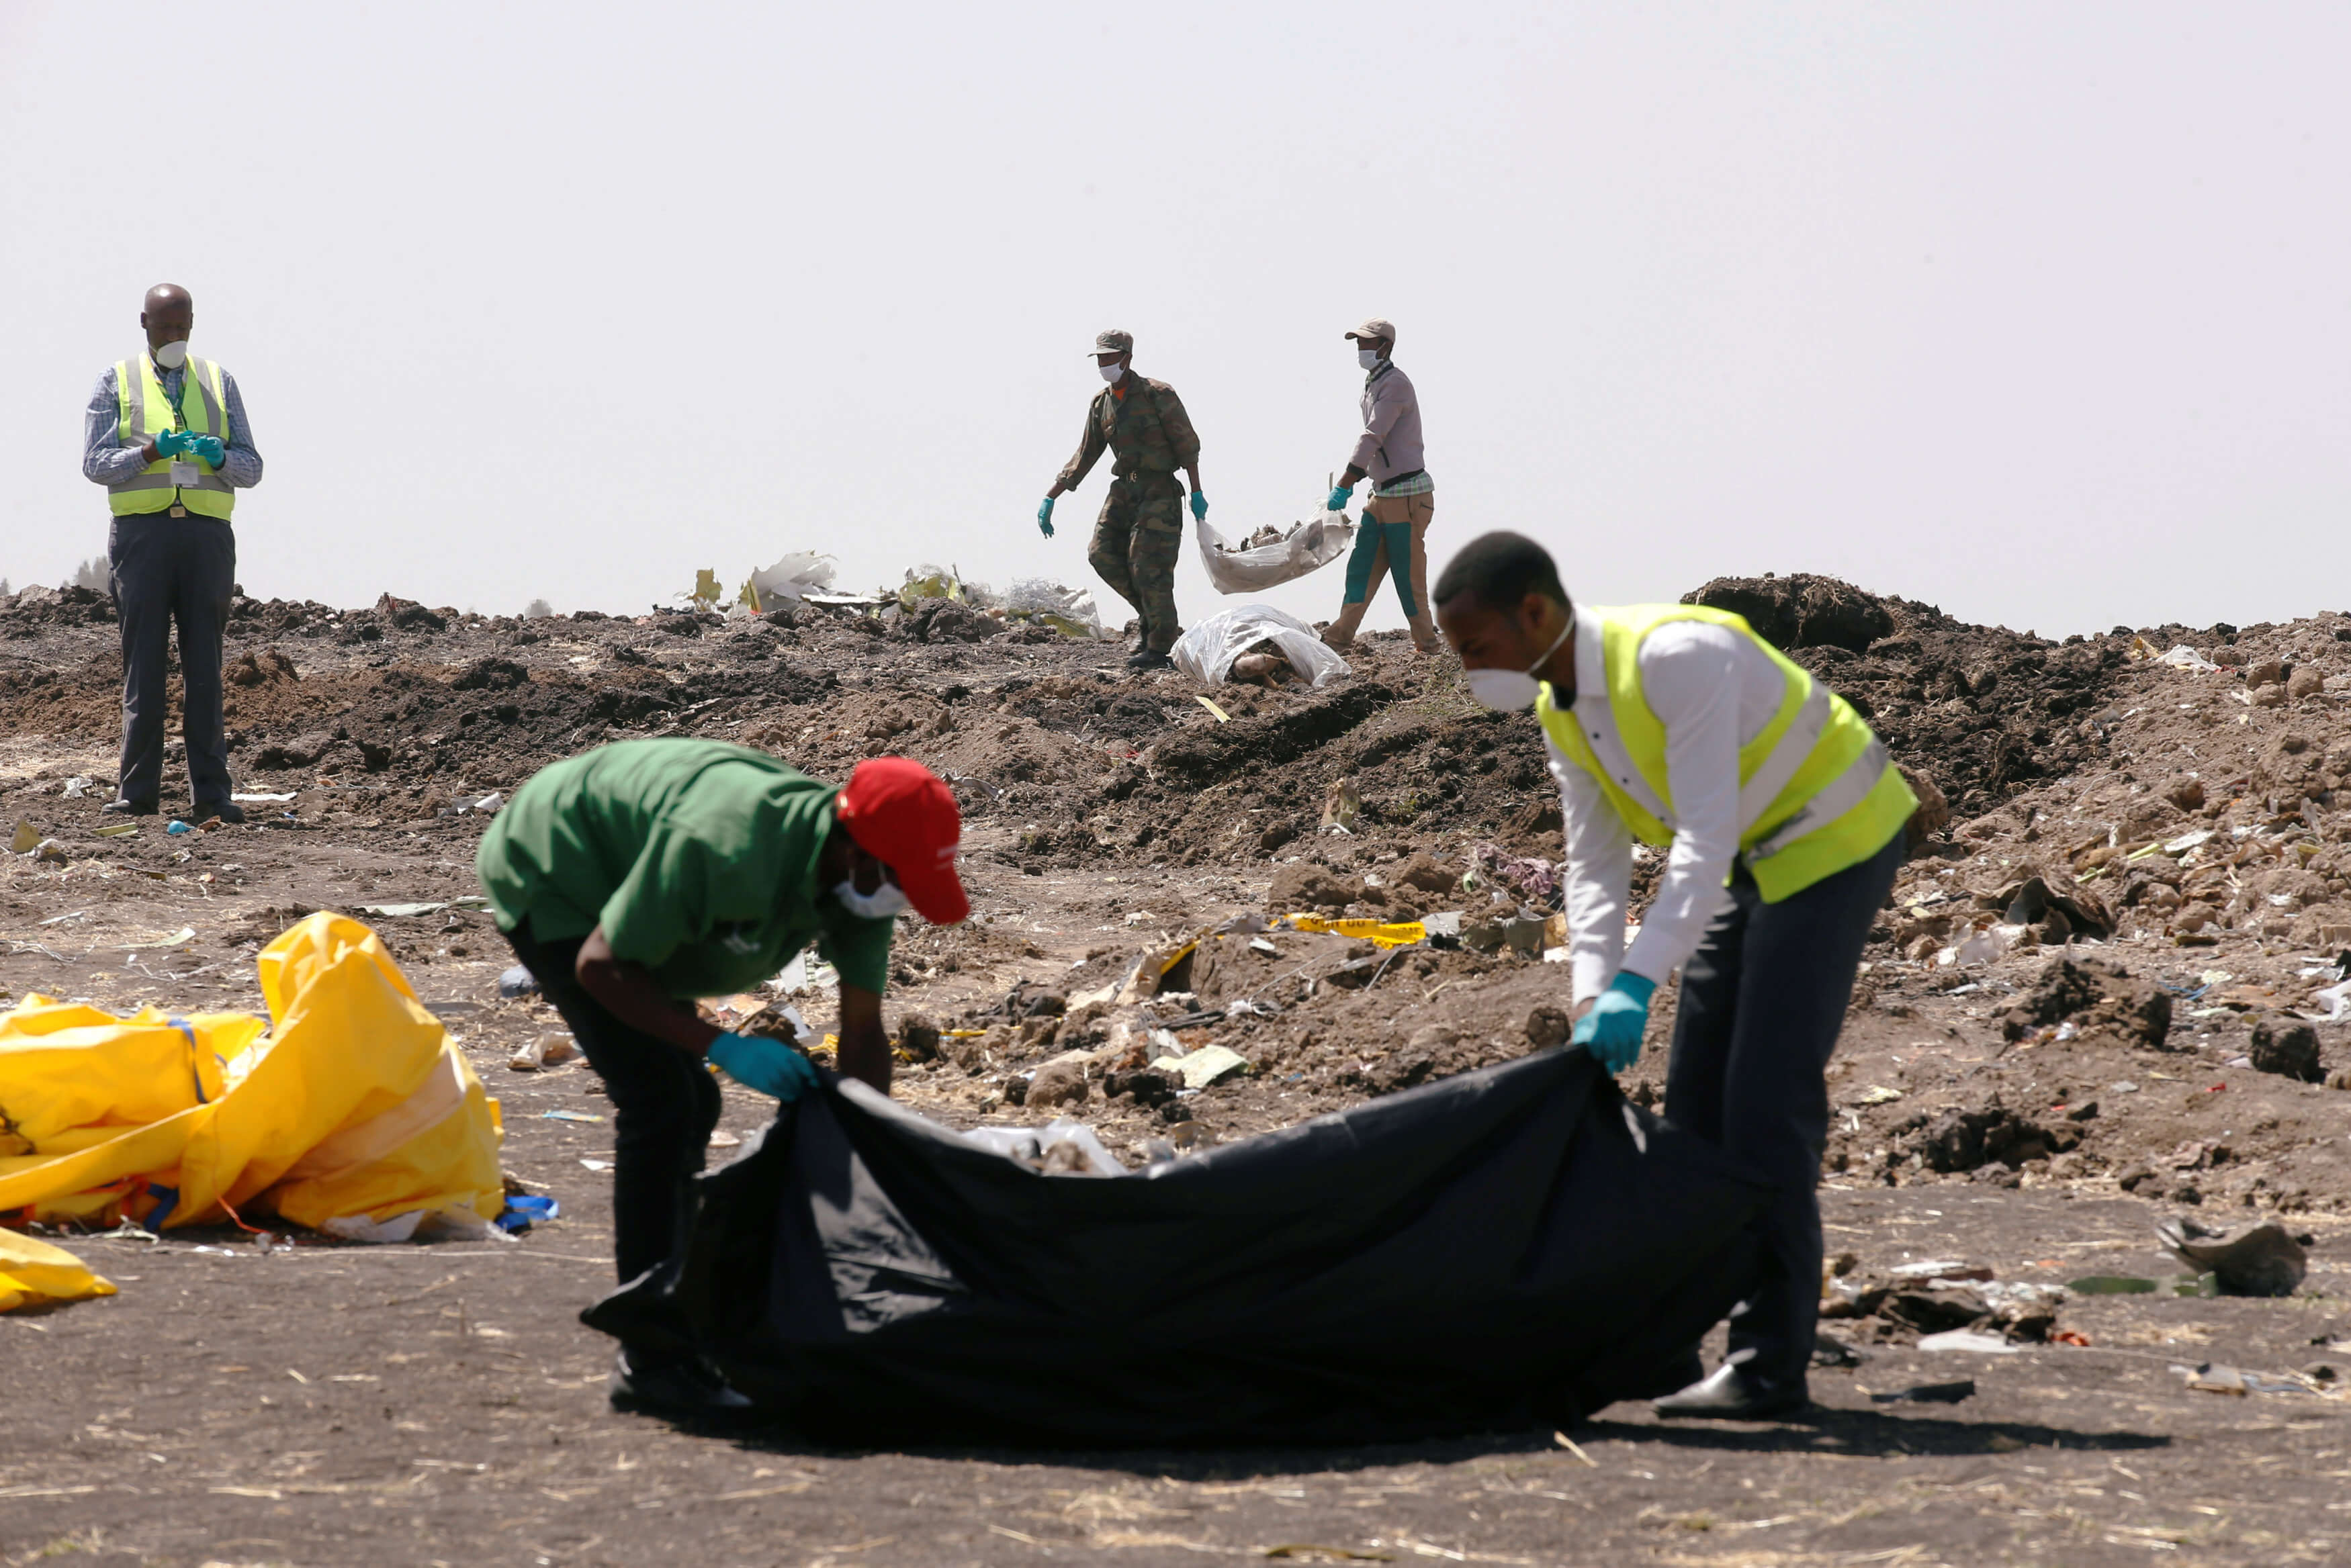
xmin=1055 ymin=375 xmax=1202 ymax=490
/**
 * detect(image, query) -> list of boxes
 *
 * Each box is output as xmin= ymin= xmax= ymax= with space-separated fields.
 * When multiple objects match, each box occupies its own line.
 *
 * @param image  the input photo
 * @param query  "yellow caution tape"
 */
xmin=1158 ymin=939 xmax=1200 ymax=974
xmin=1282 ymin=914 xmax=1427 ymax=948
xmin=944 ymin=1028 xmax=989 ymax=1038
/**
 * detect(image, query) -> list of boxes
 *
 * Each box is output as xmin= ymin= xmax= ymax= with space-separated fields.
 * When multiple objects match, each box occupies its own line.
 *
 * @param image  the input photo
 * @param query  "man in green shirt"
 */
xmin=477 ymin=741 xmax=968 ymax=1416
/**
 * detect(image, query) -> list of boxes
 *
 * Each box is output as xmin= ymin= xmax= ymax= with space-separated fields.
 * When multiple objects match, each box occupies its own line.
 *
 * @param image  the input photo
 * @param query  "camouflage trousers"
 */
xmin=1088 ymin=473 xmax=1184 ymax=653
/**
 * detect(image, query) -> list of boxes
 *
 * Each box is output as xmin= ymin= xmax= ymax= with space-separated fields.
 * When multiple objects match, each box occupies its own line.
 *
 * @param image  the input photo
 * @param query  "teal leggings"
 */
xmin=1343 ymin=521 xmax=1419 ymax=617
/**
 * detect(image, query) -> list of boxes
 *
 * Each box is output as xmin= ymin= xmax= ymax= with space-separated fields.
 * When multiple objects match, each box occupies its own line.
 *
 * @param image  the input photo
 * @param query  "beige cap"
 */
xmin=1344 ymin=317 xmax=1396 ymax=344
xmin=1089 ymin=328 xmax=1134 ymax=357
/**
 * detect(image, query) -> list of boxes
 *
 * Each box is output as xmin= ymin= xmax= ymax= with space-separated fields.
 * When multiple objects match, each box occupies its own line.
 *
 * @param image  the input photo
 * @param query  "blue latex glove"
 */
xmin=1189 ymin=490 xmax=1208 ymax=521
xmin=1327 ymin=483 xmax=1354 ymax=512
xmin=706 ymin=1031 xmax=822 ymax=1101
xmin=1037 ymin=498 xmax=1055 ymax=538
xmin=187 ymin=433 xmax=225 ymax=467
xmin=154 ymin=428 xmax=192 ymax=459
xmin=1570 ymin=972 xmax=1656 ymax=1074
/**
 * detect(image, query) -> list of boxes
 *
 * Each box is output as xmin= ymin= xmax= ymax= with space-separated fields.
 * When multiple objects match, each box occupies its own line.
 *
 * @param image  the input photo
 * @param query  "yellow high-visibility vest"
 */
xmin=1538 ymin=604 xmax=1916 ymax=902
xmin=108 ymin=355 xmax=235 ymax=520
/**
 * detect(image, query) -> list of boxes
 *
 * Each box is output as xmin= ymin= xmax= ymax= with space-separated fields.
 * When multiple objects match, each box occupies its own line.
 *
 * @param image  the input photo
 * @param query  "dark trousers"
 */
xmin=108 ymin=515 xmax=235 ymax=807
xmin=1665 ymin=833 xmax=1903 ymax=1387
xmin=503 ymin=924 xmax=722 ymax=1291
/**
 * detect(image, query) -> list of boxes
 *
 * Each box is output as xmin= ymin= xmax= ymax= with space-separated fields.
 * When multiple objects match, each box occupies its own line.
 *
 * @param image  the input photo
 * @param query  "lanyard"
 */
xmin=148 ymin=357 xmax=193 ymax=432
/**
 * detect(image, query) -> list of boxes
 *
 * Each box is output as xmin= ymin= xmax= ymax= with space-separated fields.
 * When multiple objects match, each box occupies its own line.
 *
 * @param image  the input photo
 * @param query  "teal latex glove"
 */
xmin=1570 ymin=972 xmax=1656 ymax=1074
xmin=187 ymin=434 xmax=225 ymax=467
xmin=1327 ymin=483 xmax=1354 ymax=512
xmin=1189 ymin=491 xmax=1208 ymax=521
xmin=706 ymin=1031 xmax=822 ymax=1101
xmin=1037 ymin=498 xmax=1055 ymax=538
xmin=154 ymin=428 xmax=192 ymax=459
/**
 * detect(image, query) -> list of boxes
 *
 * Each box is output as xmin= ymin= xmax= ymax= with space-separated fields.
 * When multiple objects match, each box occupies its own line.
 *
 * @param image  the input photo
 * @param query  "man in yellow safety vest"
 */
xmin=81 ymin=283 xmax=264 ymax=824
xmin=1433 ymin=531 xmax=1914 ymax=1420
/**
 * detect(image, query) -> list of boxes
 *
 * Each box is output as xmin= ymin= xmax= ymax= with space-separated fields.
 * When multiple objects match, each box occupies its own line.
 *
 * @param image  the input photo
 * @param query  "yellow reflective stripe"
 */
xmin=187 ymin=358 xmax=225 ymax=437
xmin=1746 ymin=741 xmax=1891 ymax=862
xmin=115 ymin=361 xmax=145 ymax=443
xmin=1734 ymin=680 xmax=1832 ymax=834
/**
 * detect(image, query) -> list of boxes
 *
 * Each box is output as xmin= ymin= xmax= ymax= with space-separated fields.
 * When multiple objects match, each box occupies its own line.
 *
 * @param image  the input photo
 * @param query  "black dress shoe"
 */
xmin=1126 ymin=650 xmax=1173 ymax=671
xmin=609 ymin=1348 xmax=753 ymax=1418
xmin=1653 ymin=1363 xmax=1810 ymax=1420
xmin=101 ymin=797 xmax=157 ymax=817
xmin=193 ymin=800 xmax=247 ymax=825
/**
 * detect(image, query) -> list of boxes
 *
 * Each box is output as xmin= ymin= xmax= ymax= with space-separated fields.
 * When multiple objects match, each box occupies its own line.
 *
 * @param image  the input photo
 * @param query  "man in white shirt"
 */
xmin=1433 ymin=531 xmax=1914 ymax=1420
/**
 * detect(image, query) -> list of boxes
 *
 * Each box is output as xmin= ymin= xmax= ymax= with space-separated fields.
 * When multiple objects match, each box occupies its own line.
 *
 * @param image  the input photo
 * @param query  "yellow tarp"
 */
xmin=0 ymin=912 xmax=504 ymax=1240
xmin=0 ymin=1227 xmax=114 ymax=1312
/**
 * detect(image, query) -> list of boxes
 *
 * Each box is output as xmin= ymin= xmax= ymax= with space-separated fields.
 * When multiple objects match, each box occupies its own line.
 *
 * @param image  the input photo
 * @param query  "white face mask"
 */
xmin=1464 ymin=616 xmax=1574 ymax=711
xmin=153 ymin=340 xmax=189 ymax=369
xmin=1358 ymin=347 xmax=1383 ymax=371
xmin=834 ymin=877 xmax=910 ymax=921
xmin=1098 ymin=360 xmax=1126 ymax=383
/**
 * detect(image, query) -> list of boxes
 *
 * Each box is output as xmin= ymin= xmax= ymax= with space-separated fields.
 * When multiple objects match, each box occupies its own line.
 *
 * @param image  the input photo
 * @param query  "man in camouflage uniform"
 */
xmin=1038 ymin=329 xmax=1206 ymax=671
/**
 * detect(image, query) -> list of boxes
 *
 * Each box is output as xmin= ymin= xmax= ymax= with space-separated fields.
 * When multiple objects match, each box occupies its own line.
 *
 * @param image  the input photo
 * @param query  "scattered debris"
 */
xmin=2156 ymin=1217 xmax=2309 ymax=1297
xmin=507 ymin=1033 xmax=578 ymax=1072
xmin=1867 ymin=1379 xmax=1977 ymax=1405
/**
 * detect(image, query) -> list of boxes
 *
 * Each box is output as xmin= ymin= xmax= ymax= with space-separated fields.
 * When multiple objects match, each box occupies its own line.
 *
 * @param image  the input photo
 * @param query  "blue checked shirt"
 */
xmin=83 ymin=358 xmax=264 ymax=496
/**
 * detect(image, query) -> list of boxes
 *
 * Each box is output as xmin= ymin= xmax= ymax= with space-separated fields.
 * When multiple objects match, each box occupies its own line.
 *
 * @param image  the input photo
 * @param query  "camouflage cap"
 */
xmin=1344 ymin=317 xmax=1396 ymax=344
xmin=1089 ymin=328 xmax=1134 ymax=357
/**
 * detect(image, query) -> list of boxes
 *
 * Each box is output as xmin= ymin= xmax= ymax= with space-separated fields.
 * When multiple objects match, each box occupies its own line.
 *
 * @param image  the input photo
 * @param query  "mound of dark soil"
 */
xmin=1686 ymin=576 xmax=2132 ymax=816
xmin=1683 ymin=573 xmax=1894 ymax=653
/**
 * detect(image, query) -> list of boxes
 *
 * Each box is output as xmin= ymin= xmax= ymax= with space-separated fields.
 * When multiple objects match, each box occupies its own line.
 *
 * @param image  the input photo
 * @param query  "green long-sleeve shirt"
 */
xmin=475 ymin=739 xmax=892 ymax=999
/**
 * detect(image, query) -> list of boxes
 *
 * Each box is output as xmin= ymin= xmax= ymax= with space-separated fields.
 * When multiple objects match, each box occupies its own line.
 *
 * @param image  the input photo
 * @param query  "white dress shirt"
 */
xmin=1546 ymin=615 xmax=1790 ymax=1004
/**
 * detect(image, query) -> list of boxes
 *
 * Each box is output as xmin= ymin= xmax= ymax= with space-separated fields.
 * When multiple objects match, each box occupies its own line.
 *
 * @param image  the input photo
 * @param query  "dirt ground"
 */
xmin=3 ymin=577 xmax=2349 ymax=1567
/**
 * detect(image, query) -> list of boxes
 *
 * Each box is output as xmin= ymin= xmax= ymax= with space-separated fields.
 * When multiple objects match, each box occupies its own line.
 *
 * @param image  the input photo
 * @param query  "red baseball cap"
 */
xmin=836 ymin=757 xmax=969 ymax=925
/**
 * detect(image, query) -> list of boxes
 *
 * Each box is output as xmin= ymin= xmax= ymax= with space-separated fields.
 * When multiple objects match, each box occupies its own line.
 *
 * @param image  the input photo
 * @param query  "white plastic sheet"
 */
xmin=957 ymin=1118 xmax=1124 ymax=1177
xmin=1195 ymin=508 xmax=1356 ymax=595
xmin=746 ymin=551 xmax=838 ymax=609
xmin=1004 ymin=577 xmax=1116 ymax=640
xmin=1172 ymin=604 xmax=1351 ymax=689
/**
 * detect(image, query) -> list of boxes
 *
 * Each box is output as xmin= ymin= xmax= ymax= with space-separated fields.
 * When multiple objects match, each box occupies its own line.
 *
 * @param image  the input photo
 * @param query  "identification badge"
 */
xmin=169 ymin=461 xmax=199 ymax=486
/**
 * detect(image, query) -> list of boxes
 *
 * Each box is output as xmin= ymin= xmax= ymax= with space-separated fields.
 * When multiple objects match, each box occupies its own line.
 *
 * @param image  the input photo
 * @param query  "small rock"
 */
xmin=2288 ymin=667 xmax=2326 ymax=702
xmin=1026 ymin=1057 xmax=1089 ymax=1109
xmin=1525 ymin=1003 xmax=1572 ymax=1050
xmin=1900 ymin=766 xmax=1951 ymax=850
xmin=2248 ymin=1015 xmax=2323 ymax=1083
xmin=2115 ymin=1160 xmax=2161 ymax=1193
xmin=2158 ymin=1217 xmax=2308 ymax=1297
xmin=898 ymin=1013 xmax=941 ymax=1062
xmin=1101 ymin=1066 xmax=1182 ymax=1108
xmin=1392 ymin=851 xmax=1458 ymax=895
xmin=2164 ymin=777 xmax=2206 ymax=813
xmin=2252 ymin=684 xmax=2287 ymax=708
xmin=2245 ymin=657 xmax=2286 ymax=687
xmin=2327 ymin=1067 xmax=2351 ymax=1092
xmin=999 ymin=1075 xmax=1029 ymax=1107
xmin=1267 ymin=862 xmax=1362 ymax=911
xmin=1998 ymin=955 xmax=2172 ymax=1049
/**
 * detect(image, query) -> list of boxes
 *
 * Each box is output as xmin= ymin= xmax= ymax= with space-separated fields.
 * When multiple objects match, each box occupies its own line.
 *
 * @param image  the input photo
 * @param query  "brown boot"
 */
xmin=1407 ymin=612 xmax=1440 ymax=655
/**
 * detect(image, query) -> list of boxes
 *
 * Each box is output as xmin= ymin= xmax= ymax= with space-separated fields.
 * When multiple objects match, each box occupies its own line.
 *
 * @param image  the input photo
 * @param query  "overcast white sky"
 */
xmin=3 ymin=2 xmax=2344 ymax=639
